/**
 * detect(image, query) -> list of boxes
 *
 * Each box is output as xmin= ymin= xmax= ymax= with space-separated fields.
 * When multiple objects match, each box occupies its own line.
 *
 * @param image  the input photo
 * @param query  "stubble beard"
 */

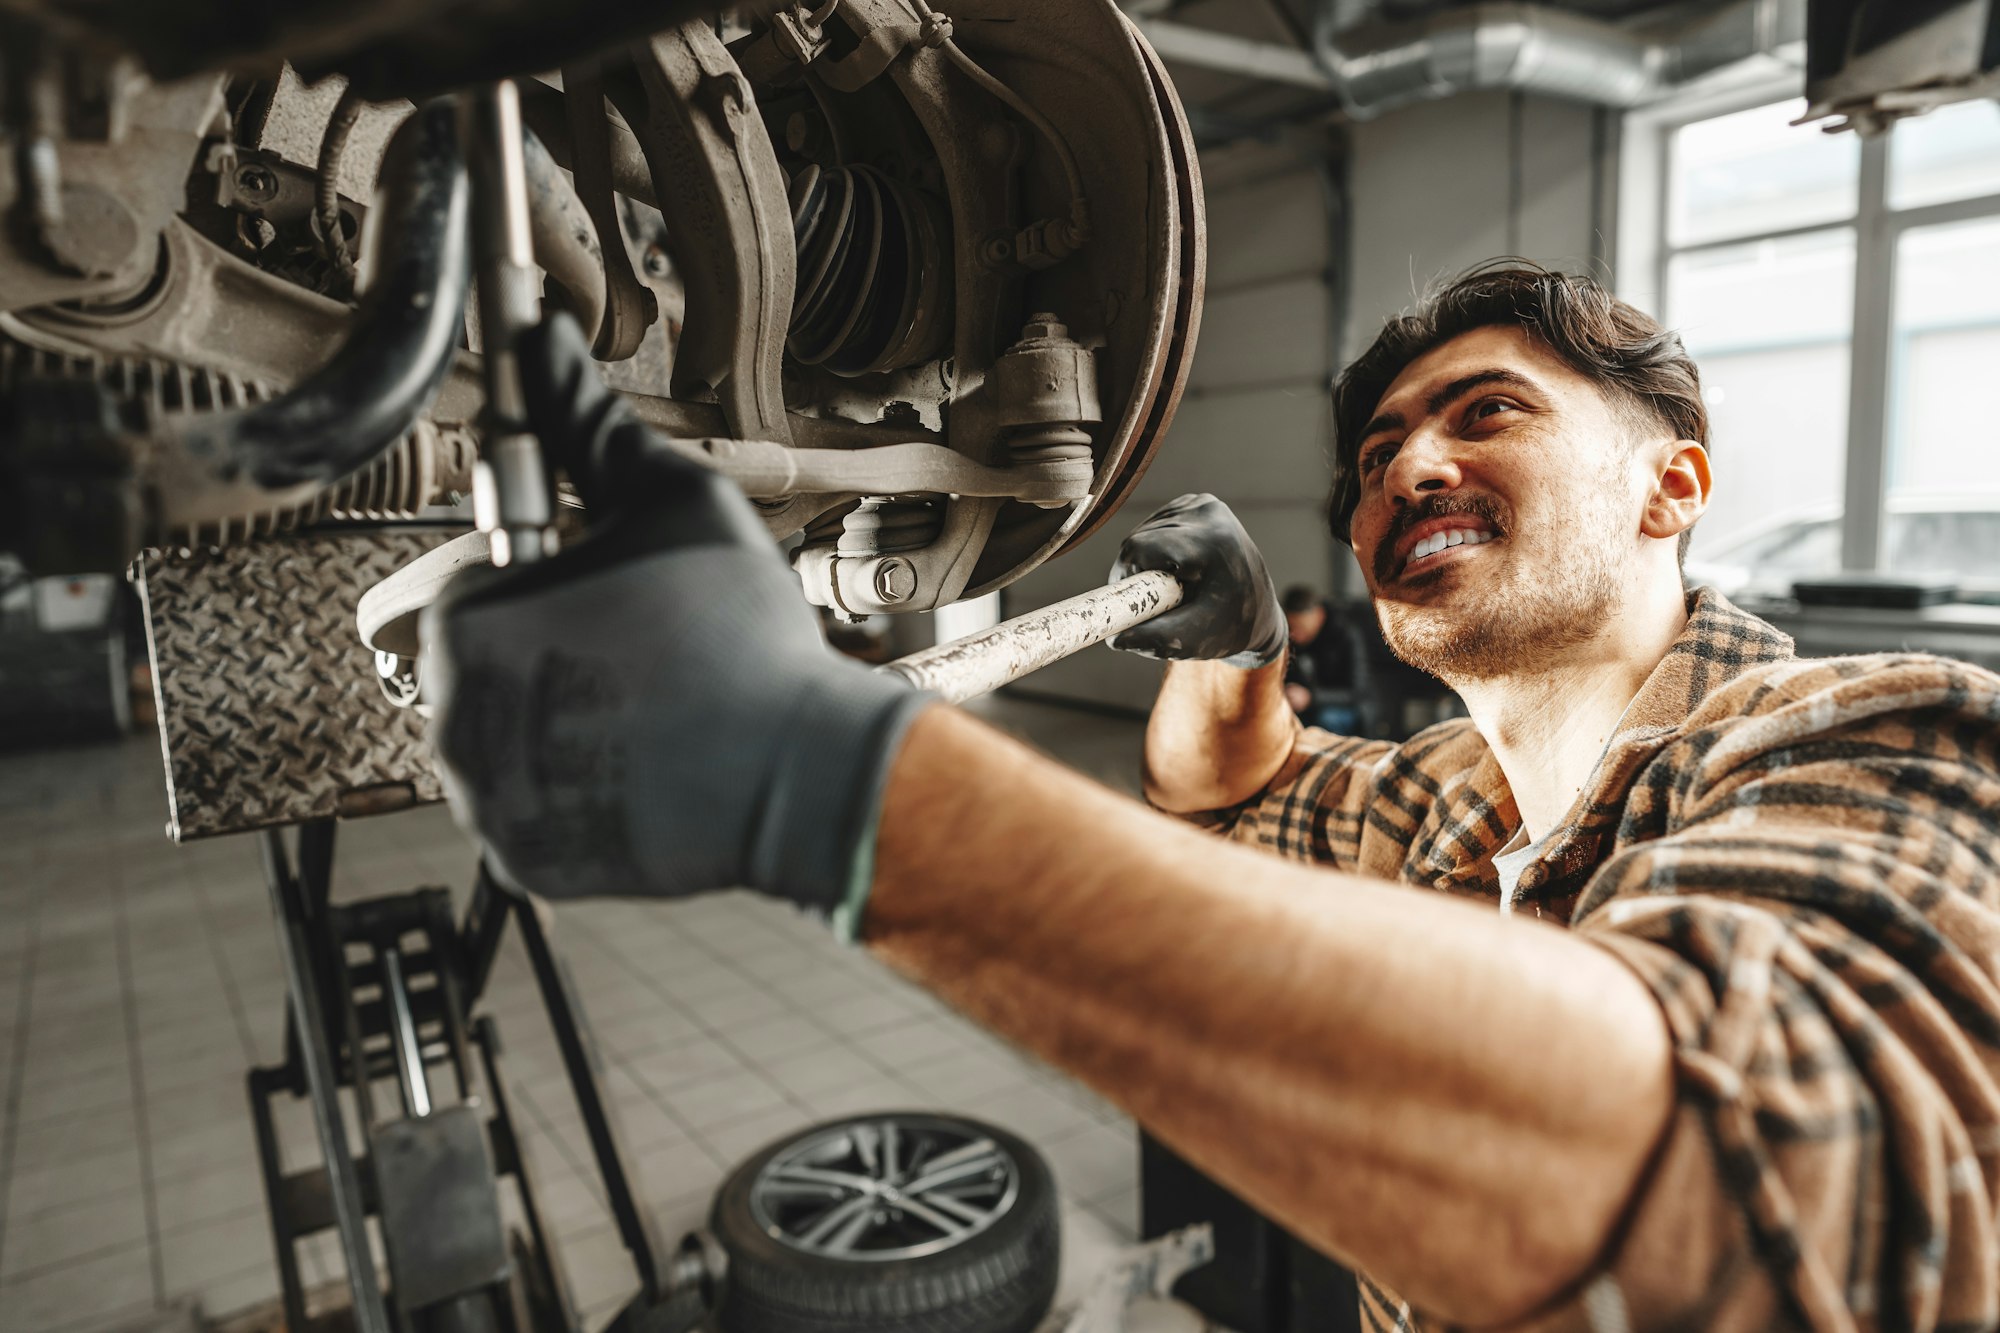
xmin=1375 ymin=518 xmax=1624 ymax=686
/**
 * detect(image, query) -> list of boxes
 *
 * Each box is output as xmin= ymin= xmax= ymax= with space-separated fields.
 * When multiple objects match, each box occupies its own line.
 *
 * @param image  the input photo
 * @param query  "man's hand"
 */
xmin=420 ymin=315 xmax=932 ymax=920
xmin=1108 ymin=494 xmax=1287 ymax=668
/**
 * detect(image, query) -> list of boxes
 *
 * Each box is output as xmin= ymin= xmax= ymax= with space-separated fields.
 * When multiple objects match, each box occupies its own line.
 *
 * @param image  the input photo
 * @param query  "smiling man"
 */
xmin=428 ymin=267 xmax=2000 ymax=1331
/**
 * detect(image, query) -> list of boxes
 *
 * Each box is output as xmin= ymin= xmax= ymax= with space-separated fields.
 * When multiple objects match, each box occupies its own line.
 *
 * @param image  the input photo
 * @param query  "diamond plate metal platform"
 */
xmin=134 ymin=527 xmax=464 ymax=841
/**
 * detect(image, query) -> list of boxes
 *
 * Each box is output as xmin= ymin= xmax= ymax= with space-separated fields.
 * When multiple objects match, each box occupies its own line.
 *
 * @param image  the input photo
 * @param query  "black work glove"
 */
xmin=1107 ymin=493 xmax=1286 ymax=667
xmin=421 ymin=315 xmax=932 ymax=932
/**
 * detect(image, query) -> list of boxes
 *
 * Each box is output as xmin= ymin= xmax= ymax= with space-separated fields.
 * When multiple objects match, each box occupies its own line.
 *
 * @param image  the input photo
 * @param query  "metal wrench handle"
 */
xmin=880 ymin=571 xmax=1184 ymax=704
xmin=462 ymin=81 xmax=555 ymax=567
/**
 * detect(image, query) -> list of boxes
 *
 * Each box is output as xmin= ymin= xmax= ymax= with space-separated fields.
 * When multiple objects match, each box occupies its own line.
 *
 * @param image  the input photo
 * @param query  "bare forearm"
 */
xmin=1143 ymin=658 xmax=1298 ymax=812
xmin=868 ymin=706 xmax=1673 ymax=1325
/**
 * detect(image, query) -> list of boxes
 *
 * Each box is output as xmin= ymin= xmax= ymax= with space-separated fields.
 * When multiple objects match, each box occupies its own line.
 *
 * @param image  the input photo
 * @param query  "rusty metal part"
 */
xmin=605 ymin=24 xmax=797 ymax=449
xmin=778 ymin=0 xmax=1203 ymax=616
xmin=520 ymin=125 xmax=608 ymax=353
xmin=515 ymin=78 xmax=657 ymax=209
xmin=0 ymin=328 xmax=477 ymax=549
xmin=879 ymin=570 xmax=1181 ymax=703
xmin=1 ymin=217 xmax=353 ymax=383
xmin=605 ymin=21 xmax=822 ymax=540
xmin=135 ymin=528 xmax=459 ymax=841
xmin=667 ymin=436 xmax=1090 ymax=503
xmin=1052 ymin=20 xmax=1206 ymax=554
xmin=554 ymin=66 xmax=657 ymax=360
xmin=992 ymin=312 xmax=1100 ymax=475
xmin=0 ymin=73 xmax=225 ymax=311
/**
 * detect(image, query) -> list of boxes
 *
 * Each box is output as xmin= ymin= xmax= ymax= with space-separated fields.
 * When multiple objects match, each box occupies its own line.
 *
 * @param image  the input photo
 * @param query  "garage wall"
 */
xmin=1003 ymin=90 xmax=1618 ymax=713
xmin=1344 ymin=90 xmax=1614 ymax=353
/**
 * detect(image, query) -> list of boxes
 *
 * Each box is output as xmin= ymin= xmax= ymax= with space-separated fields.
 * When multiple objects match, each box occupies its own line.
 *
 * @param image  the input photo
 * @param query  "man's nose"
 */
xmin=1385 ymin=428 xmax=1464 ymax=507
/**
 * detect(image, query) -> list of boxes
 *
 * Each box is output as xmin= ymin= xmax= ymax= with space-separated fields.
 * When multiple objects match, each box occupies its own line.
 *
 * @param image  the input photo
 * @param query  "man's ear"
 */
xmin=1640 ymin=440 xmax=1711 ymax=541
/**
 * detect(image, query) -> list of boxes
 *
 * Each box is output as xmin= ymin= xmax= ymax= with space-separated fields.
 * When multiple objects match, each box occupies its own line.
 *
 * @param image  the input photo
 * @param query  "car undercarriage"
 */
xmin=0 ymin=0 xmax=1204 ymax=836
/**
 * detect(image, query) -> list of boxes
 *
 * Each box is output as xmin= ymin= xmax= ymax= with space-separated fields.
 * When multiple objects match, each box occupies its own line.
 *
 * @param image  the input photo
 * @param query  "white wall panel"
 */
xmin=1186 ymin=276 xmax=1331 ymax=391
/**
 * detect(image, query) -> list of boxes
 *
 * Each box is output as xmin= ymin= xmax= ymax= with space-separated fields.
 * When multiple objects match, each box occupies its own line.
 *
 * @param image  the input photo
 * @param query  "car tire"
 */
xmin=711 ymin=1111 xmax=1060 ymax=1333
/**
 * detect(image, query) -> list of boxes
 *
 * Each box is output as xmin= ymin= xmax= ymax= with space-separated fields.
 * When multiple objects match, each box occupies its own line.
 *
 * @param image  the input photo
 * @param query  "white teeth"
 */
xmin=1406 ymin=527 xmax=1494 ymax=567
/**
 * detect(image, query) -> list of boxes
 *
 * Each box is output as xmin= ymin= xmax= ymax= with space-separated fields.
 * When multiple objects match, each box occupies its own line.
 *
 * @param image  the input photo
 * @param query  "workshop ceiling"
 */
xmin=1124 ymin=0 xmax=1783 ymax=144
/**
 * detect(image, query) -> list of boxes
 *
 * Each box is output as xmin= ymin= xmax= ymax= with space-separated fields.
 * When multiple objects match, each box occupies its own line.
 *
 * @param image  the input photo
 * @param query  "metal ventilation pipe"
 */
xmin=1132 ymin=0 xmax=1804 ymax=119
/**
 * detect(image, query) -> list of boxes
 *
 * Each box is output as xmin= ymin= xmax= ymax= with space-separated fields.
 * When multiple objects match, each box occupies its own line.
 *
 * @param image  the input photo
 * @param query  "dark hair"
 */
xmin=1326 ymin=262 xmax=1707 ymax=563
xmin=1280 ymin=584 xmax=1322 ymax=615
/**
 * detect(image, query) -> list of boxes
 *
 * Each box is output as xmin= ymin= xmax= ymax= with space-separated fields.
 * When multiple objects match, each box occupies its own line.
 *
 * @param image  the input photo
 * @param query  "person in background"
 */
xmin=1279 ymin=584 xmax=1369 ymax=734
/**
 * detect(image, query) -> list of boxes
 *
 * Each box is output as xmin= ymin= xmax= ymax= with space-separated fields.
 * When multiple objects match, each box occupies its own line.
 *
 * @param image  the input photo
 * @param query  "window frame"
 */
xmin=1617 ymin=70 xmax=2000 ymax=575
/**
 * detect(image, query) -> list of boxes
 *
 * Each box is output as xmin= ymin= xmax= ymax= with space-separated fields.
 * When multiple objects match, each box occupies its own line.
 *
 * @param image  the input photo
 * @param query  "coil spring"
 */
xmin=788 ymin=163 xmax=952 ymax=378
xmin=0 ymin=334 xmax=476 ymax=547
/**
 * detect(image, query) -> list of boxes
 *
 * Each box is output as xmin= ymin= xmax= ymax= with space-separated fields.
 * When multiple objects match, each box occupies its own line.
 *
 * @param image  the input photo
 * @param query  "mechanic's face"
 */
xmin=1287 ymin=607 xmax=1326 ymax=645
xmin=1347 ymin=326 xmax=1679 ymax=682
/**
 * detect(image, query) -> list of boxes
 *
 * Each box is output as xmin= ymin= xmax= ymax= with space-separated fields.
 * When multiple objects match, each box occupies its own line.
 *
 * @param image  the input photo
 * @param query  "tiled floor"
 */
xmin=0 ymin=697 xmax=1153 ymax=1333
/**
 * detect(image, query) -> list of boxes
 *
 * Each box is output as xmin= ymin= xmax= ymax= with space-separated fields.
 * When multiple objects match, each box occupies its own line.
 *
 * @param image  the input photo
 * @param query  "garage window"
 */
xmin=1630 ymin=92 xmax=2000 ymax=601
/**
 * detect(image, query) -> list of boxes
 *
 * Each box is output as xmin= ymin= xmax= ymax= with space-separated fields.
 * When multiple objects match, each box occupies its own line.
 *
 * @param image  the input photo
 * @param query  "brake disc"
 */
xmin=601 ymin=0 xmax=1204 ymax=616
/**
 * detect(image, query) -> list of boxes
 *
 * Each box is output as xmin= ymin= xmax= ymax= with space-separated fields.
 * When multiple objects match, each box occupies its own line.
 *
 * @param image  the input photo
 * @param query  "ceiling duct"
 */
xmin=1132 ymin=0 xmax=1805 ymax=118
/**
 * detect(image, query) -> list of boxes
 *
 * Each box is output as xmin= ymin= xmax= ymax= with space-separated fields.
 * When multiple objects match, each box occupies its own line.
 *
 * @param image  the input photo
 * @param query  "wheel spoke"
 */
xmin=853 ymin=1125 xmax=880 ymax=1177
xmin=799 ymin=1195 xmax=874 ymax=1249
xmin=822 ymin=1201 xmax=880 ymax=1255
xmin=901 ymin=1144 xmax=1005 ymax=1196
xmin=911 ymin=1190 xmax=990 ymax=1228
xmin=894 ymin=1195 xmax=969 ymax=1238
xmin=758 ymin=1180 xmax=848 ymax=1201
xmin=881 ymin=1119 xmax=902 ymax=1182
xmin=768 ymin=1164 xmax=875 ymax=1193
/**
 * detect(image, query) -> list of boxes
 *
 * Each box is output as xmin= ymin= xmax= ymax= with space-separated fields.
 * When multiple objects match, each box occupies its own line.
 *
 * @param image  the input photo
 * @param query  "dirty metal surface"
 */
xmin=881 ymin=569 xmax=1182 ymax=704
xmin=135 ymin=527 xmax=461 ymax=841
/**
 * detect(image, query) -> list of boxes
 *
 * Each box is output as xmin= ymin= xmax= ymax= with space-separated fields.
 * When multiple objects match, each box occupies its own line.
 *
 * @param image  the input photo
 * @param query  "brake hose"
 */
xmin=900 ymin=0 xmax=1092 ymax=253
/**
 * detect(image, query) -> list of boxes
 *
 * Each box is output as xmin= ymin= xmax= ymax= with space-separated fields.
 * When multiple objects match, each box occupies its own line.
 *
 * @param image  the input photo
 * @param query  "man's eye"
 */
xmin=1467 ymin=398 xmax=1518 ymax=426
xmin=1361 ymin=443 xmax=1398 ymax=474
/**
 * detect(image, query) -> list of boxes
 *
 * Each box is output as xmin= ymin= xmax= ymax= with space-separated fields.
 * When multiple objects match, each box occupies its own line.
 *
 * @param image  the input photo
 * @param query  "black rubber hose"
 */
xmin=183 ymin=98 xmax=470 ymax=490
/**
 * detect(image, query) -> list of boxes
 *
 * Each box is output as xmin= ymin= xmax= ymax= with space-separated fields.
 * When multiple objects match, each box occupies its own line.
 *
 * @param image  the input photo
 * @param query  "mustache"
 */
xmin=1374 ymin=492 xmax=1508 ymax=583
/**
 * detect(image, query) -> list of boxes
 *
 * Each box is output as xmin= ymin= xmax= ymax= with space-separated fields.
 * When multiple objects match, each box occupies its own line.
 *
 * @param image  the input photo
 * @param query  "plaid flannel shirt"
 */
xmin=1191 ymin=589 xmax=2000 ymax=1332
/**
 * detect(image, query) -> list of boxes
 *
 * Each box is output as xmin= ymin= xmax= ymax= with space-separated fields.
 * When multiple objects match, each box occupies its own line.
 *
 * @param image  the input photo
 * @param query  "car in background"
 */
xmin=1686 ymin=497 xmax=2000 ymax=606
xmin=0 ymin=555 xmax=136 ymax=744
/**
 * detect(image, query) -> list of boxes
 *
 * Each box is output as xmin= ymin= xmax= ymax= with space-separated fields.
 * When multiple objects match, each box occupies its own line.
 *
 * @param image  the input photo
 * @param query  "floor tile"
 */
xmin=151 ymin=1163 xmax=265 ymax=1237
xmin=10 ymin=1104 xmax=140 ymax=1165
xmin=0 ymin=1240 xmax=156 ymax=1333
xmin=5 ymin=1141 xmax=143 ymax=1219
xmin=0 ymin=1189 xmax=148 ymax=1281
xmin=192 ymin=1262 xmax=282 ymax=1324
xmin=655 ymin=1071 xmax=792 ymax=1133
xmin=158 ymin=1206 xmax=277 ymax=1297
xmin=692 ymin=1104 xmax=812 ymax=1168
xmin=630 ymin=1140 xmax=722 ymax=1206
xmin=1039 ymin=1120 xmax=1139 ymax=1207
xmin=15 ymin=1062 xmax=133 ymax=1125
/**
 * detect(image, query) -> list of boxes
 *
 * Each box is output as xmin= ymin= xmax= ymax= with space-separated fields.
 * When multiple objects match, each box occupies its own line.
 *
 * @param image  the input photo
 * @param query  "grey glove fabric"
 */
xmin=422 ymin=315 xmax=932 ymax=919
xmin=1107 ymin=493 xmax=1287 ymax=667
